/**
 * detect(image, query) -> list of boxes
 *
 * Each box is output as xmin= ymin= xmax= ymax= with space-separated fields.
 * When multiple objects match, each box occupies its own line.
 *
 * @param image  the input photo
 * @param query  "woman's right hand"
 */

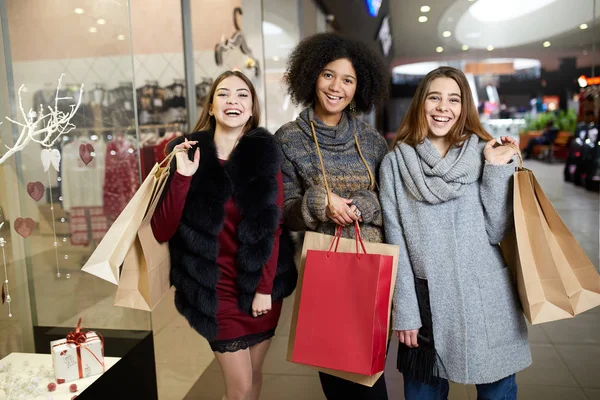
xmin=325 ymin=192 xmax=361 ymax=226
xmin=174 ymin=138 xmax=200 ymax=177
xmin=395 ymin=329 xmax=419 ymax=348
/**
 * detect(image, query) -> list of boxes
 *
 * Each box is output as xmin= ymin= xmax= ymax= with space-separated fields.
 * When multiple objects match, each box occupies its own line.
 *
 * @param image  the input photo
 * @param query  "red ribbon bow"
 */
xmin=66 ymin=318 xmax=87 ymax=344
xmin=52 ymin=317 xmax=105 ymax=382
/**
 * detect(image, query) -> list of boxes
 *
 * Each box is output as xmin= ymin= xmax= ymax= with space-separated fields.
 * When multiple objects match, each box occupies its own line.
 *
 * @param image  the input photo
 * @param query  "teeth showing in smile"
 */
xmin=432 ymin=116 xmax=450 ymax=122
xmin=326 ymin=94 xmax=341 ymax=101
xmin=225 ymin=110 xmax=241 ymax=116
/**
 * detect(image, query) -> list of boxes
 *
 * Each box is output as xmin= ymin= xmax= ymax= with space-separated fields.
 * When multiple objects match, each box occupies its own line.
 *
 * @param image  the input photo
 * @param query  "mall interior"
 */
xmin=0 ymin=0 xmax=598 ymax=399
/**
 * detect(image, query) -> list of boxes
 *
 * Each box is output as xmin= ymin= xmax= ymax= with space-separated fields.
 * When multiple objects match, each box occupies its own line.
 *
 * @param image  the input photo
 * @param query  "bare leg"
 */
xmin=214 ymin=349 xmax=253 ymax=400
xmin=248 ymin=338 xmax=273 ymax=400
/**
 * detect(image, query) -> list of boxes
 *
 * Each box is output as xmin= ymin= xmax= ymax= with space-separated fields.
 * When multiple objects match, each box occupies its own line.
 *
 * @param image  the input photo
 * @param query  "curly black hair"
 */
xmin=283 ymin=32 xmax=389 ymax=113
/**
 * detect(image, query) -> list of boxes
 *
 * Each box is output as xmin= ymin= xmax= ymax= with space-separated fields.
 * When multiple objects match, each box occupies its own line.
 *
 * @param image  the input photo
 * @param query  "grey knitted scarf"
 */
xmin=393 ymin=134 xmax=483 ymax=204
xmin=296 ymin=107 xmax=357 ymax=151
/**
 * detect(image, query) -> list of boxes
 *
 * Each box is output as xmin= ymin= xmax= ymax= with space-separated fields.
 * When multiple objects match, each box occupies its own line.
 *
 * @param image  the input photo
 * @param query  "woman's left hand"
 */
xmin=252 ymin=292 xmax=272 ymax=318
xmin=348 ymin=204 xmax=363 ymax=223
xmin=484 ymin=136 xmax=518 ymax=165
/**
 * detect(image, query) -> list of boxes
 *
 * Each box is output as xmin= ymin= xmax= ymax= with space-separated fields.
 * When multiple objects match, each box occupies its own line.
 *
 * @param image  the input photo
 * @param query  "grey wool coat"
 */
xmin=379 ymin=135 xmax=532 ymax=385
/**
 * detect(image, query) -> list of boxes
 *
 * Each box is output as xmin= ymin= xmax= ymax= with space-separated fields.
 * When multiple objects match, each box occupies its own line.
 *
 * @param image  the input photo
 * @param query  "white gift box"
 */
xmin=50 ymin=331 xmax=105 ymax=383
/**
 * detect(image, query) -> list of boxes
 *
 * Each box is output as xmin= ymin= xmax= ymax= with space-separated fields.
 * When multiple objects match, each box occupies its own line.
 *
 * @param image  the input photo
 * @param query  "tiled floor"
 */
xmin=180 ymin=160 xmax=600 ymax=400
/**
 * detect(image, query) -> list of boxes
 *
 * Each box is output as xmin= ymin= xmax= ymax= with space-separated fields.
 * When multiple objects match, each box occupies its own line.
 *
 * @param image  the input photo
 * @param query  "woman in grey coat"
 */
xmin=379 ymin=66 xmax=531 ymax=400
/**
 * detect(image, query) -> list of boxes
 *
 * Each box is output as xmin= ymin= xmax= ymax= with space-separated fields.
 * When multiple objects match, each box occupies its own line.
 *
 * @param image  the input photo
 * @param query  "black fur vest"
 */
xmin=166 ymin=128 xmax=297 ymax=340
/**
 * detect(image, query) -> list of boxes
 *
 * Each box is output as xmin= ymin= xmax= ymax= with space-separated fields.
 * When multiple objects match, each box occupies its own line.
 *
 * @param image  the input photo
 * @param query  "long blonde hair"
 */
xmin=393 ymin=66 xmax=492 ymax=148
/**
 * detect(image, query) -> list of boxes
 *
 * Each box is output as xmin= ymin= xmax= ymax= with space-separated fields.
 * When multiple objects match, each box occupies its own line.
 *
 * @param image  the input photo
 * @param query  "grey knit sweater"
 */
xmin=275 ymin=107 xmax=388 ymax=243
xmin=379 ymin=135 xmax=532 ymax=384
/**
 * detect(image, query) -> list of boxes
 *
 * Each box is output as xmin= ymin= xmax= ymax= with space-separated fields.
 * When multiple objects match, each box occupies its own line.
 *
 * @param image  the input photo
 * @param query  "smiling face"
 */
xmin=210 ymin=75 xmax=253 ymax=131
xmin=424 ymin=77 xmax=462 ymax=140
xmin=313 ymin=58 xmax=357 ymax=124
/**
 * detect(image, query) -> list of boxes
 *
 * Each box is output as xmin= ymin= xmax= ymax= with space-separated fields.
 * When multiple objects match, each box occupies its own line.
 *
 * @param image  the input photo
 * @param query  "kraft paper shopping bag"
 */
xmin=501 ymin=144 xmax=600 ymax=324
xmin=114 ymin=160 xmax=172 ymax=311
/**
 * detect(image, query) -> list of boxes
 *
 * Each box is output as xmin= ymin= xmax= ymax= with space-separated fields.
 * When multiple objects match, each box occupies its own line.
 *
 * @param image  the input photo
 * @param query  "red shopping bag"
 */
xmin=291 ymin=224 xmax=394 ymax=376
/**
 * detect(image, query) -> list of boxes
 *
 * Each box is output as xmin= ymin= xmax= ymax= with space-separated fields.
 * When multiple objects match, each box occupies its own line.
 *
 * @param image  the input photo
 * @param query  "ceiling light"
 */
xmin=420 ymin=6 xmax=430 ymax=12
xmin=418 ymin=16 xmax=428 ymax=23
xmin=442 ymin=31 xmax=452 ymax=37
xmin=89 ymin=27 xmax=97 ymax=33
xmin=272 ymin=56 xmax=280 ymax=61
xmin=74 ymin=8 xmax=84 ymax=14
xmin=263 ymin=21 xmax=283 ymax=35
xmin=469 ymin=0 xmax=558 ymax=22
xmin=117 ymin=34 xmax=126 ymax=41
xmin=487 ymin=45 xmax=494 ymax=51
xmin=465 ymin=32 xmax=481 ymax=38
xmin=543 ymin=41 xmax=551 ymax=47
xmin=578 ymin=76 xmax=588 ymax=88
xmin=580 ymin=23 xmax=588 ymax=30
xmin=97 ymin=19 xmax=106 ymax=25
xmin=462 ymin=45 xmax=469 ymax=51
xmin=436 ymin=46 xmax=444 ymax=53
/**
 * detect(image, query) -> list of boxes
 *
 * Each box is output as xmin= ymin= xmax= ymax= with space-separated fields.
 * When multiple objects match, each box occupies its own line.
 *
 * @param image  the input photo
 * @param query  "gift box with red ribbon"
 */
xmin=50 ymin=318 xmax=105 ymax=383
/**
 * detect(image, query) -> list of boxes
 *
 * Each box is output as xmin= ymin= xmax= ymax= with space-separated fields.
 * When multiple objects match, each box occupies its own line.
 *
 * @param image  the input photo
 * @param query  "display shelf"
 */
xmin=0 ymin=352 xmax=120 ymax=400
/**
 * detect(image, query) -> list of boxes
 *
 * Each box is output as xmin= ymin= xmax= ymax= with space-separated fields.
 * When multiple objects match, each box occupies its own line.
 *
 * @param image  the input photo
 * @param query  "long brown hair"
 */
xmin=193 ymin=70 xmax=260 ymax=133
xmin=393 ymin=66 xmax=492 ymax=148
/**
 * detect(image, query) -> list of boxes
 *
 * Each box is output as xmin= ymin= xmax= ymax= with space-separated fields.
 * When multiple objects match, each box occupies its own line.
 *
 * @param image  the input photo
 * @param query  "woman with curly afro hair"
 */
xmin=275 ymin=32 xmax=390 ymax=399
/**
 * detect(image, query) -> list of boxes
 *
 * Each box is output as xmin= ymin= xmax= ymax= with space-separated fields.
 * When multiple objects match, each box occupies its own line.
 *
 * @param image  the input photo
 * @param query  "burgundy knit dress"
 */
xmin=151 ymin=161 xmax=284 ymax=352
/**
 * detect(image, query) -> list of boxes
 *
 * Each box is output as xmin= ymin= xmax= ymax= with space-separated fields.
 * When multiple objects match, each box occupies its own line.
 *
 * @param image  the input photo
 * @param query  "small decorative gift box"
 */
xmin=50 ymin=318 xmax=105 ymax=383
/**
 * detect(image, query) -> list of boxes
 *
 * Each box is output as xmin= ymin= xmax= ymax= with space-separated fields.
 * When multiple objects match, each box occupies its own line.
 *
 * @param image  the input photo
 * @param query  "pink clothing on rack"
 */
xmin=69 ymin=207 xmax=89 ymax=246
xmin=103 ymin=137 xmax=140 ymax=219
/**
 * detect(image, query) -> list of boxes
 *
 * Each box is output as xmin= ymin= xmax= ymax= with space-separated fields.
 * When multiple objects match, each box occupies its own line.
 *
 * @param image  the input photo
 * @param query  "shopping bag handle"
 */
xmin=310 ymin=120 xmax=376 ymax=216
xmin=326 ymin=221 xmax=368 ymax=259
xmin=505 ymin=142 xmax=523 ymax=169
xmin=494 ymin=141 xmax=523 ymax=170
xmin=159 ymin=148 xmax=187 ymax=170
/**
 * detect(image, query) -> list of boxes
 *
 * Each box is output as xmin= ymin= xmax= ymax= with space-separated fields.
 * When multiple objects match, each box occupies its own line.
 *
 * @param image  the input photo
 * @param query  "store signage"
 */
xmin=366 ymin=0 xmax=382 ymax=17
xmin=542 ymin=95 xmax=560 ymax=111
xmin=378 ymin=15 xmax=392 ymax=57
xmin=578 ymin=75 xmax=600 ymax=87
xmin=464 ymin=62 xmax=515 ymax=75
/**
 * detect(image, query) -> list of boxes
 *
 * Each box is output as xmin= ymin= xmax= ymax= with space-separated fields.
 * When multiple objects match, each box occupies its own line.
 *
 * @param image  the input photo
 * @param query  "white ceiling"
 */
xmin=262 ymin=0 xmax=301 ymax=70
xmin=390 ymin=0 xmax=600 ymax=70
xmin=393 ymin=58 xmax=542 ymax=75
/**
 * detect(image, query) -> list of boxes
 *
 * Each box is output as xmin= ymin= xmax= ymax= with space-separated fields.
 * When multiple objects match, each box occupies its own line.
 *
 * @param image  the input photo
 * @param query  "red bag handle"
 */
xmin=326 ymin=221 xmax=367 ymax=259
xmin=354 ymin=222 xmax=367 ymax=257
xmin=327 ymin=225 xmax=344 ymax=254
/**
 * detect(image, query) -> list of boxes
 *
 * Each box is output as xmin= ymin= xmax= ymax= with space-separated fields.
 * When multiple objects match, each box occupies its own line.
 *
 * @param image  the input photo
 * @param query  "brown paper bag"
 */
xmin=81 ymin=150 xmax=180 ymax=285
xmin=287 ymin=230 xmax=399 ymax=386
xmin=81 ymin=164 xmax=160 ymax=284
xmin=114 ymin=161 xmax=172 ymax=311
xmin=502 ymin=153 xmax=600 ymax=324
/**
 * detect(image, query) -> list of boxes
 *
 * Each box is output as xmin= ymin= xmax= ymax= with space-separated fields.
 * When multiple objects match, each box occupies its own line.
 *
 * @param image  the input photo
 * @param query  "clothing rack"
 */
xmin=69 ymin=122 xmax=186 ymax=134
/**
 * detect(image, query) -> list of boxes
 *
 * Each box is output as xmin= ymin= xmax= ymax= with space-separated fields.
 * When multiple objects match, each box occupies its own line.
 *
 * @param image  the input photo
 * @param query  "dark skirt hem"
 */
xmin=209 ymin=328 xmax=276 ymax=353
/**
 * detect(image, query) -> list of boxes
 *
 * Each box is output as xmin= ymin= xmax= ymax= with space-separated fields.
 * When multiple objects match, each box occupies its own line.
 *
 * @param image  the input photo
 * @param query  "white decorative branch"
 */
xmin=0 ymin=74 xmax=84 ymax=165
